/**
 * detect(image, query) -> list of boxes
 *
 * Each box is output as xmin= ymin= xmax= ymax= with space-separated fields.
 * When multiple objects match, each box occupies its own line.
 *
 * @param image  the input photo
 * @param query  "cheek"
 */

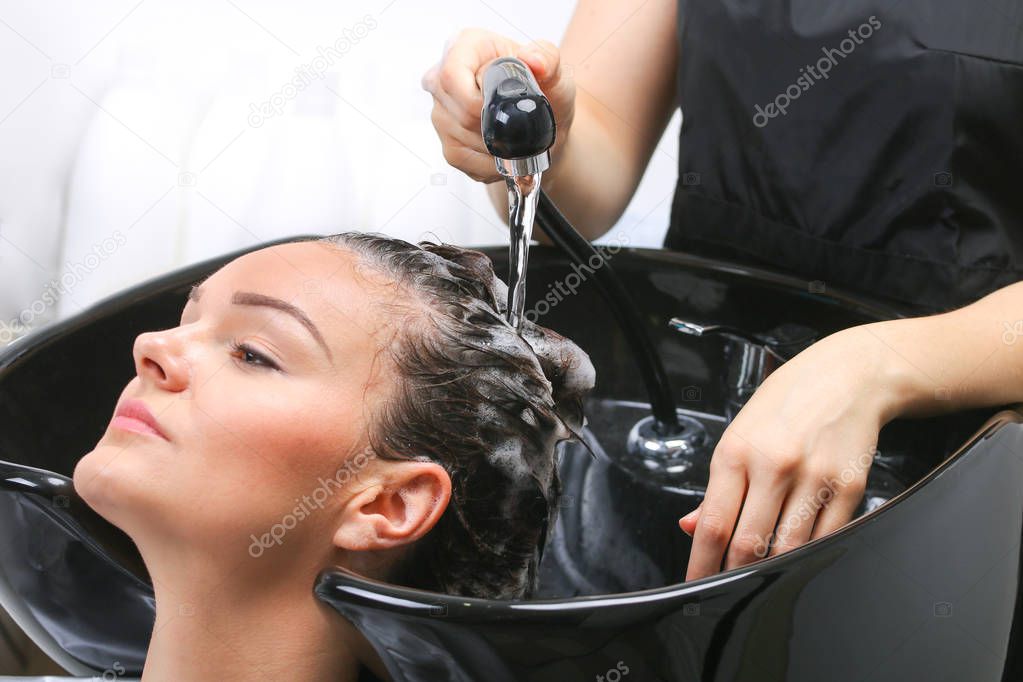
xmin=187 ymin=376 xmax=366 ymax=523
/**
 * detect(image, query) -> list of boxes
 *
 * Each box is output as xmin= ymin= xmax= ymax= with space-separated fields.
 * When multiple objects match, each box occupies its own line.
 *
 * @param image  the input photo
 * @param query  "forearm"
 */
xmin=868 ymin=280 xmax=1023 ymax=420
xmin=486 ymin=98 xmax=641 ymax=243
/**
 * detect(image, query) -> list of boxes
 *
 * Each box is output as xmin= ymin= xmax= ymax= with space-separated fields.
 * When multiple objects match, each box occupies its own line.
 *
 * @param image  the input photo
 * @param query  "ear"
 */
xmin=333 ymin=461 xmax=452 ymax=551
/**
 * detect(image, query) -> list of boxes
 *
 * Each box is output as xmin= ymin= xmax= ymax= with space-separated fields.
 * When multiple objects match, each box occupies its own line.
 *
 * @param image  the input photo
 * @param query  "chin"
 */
xmin=72 ymin=443 xmax=156 ymax=534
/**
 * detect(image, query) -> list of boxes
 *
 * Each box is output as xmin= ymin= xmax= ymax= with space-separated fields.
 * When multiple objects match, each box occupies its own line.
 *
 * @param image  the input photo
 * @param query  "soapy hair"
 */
xmin=310 ymin=232 xmax=595 ymax=599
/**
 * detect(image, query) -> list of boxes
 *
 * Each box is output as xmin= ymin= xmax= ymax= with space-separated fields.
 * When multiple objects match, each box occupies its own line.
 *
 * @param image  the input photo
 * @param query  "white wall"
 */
xmin=0 ymin=0 xmax=679 ymax=345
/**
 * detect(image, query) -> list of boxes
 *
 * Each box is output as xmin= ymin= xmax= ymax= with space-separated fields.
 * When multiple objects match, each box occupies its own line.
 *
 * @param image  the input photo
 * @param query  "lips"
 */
xmin=111 ymin=398 xmax=169 ymax=441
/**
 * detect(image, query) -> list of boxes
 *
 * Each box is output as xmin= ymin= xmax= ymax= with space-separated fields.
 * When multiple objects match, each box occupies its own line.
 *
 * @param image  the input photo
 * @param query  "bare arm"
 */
xmin=488 ymin=0 xmax=680 ymax=241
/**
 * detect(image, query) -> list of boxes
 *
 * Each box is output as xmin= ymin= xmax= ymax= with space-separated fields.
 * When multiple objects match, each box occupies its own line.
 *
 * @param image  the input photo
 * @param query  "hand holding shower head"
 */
xmin=481 ymin=56 xmax=556 ymax=176
xmin=480 ymin=56 xmax=556 ymax=330
xmin=480 ymin=56 xmax=683 ymax=440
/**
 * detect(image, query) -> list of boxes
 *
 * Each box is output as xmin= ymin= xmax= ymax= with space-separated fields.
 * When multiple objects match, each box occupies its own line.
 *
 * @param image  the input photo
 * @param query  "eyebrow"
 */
xmin=188 ymin=284 xmax=333 ymax=362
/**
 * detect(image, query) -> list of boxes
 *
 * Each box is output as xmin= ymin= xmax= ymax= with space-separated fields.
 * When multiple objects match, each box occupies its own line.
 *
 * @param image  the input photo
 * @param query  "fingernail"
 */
xmin=681 ymin=508 xmax=699 ymax=521
xmin=421 ymin=63 xmax=439 ymax=92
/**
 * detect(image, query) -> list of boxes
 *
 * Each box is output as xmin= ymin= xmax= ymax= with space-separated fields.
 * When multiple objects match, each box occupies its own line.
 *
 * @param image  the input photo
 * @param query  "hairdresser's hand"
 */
xmin=421 ymin=28 xmax=576 ymax=183
xmin=678 ymin=323 xmax=908 ymax=581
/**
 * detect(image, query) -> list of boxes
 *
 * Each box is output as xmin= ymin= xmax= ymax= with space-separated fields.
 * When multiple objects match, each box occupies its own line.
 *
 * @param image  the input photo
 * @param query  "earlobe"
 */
xmin=333 ymin=462 xmax=451 ymax=552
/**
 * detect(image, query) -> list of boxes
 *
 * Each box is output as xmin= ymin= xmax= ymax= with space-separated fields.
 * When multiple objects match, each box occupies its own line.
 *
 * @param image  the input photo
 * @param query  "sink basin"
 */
xmin=533 ymin=398 xmax=910 ymax=599
xmin=0 ymin=235 xmax=1018 ymax=681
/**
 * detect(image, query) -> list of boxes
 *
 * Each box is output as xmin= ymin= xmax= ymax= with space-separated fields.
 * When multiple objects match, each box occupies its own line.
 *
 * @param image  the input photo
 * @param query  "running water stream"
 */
xmin=504 ymin=171 xmax=542 ymax=330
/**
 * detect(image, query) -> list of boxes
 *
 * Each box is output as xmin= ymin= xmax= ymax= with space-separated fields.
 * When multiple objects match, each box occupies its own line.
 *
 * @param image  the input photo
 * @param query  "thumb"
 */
xmin=515 ymin=40 xmax=560 ymax=84
xmin=678 ymin=505 xmax=702 ymax=536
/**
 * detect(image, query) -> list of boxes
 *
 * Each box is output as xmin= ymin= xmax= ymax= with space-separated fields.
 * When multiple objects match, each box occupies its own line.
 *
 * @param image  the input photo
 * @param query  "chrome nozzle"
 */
xmin=494 ymin=150 xmax=551 ymax=178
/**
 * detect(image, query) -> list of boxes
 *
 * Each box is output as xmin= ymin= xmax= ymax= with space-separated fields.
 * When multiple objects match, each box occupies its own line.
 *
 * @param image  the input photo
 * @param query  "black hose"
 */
xmin=535 ymin=190 xmax=680 ymax=432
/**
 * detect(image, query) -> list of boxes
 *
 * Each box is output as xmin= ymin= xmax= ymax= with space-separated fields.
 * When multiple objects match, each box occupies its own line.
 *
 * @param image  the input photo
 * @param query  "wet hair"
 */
xmin=308 ymin=231 xmax=595 ymax=599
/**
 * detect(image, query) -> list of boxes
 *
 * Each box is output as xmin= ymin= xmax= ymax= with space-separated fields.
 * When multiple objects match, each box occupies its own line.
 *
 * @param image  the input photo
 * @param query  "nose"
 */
xmin=132 ymin=328 xmax=190 ymax=393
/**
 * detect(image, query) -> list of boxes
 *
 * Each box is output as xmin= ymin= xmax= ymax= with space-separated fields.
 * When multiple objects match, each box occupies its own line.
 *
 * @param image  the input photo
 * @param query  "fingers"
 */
xmin=421 ymin=62 xmax=438 ymax=93
xmin=440 ymin=141 xmax=497 ymax=183
xmin=768 ymin=446 xmax=871 ymax=555
xmin=438 ymin=32 xmax=490 ymax=111
xmin=425 ymin=66 xmax=482 ymax=133
xmin=767 ymin=479 xmax=825 ymax=558
xmin=513 ymin=39 xmax=575 ymax=135
xmin=423 ymin=66 xmax=461 ymax=127
xmin=429 ymin=96 xmax=488 ymax=154
xmin=681 ymin=446 xmax=872 ymax=578
xmin=514 ymin=39 xmax=560 ymax=83
xmin=424 ymin=59 xmax=494 ymax=181
xmin=421 ymin=28 xmax=513 ymax=184
xmin=679 ymin=504 xmax=700 ymax=536
xmin=722 ymin=473 xmax=789 ymax=570
xmin=685 ymin=461 xmax=747 ymax=582
xmin=421 ymin=31 xmax=461 ymax=95
xmin=421 ymin=28 xmax=574 ymax=186
xmin=809 ymin=467 xmax=867 ymax=541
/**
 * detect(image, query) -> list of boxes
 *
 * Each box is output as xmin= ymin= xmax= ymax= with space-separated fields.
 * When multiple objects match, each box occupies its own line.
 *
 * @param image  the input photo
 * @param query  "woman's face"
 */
xmin=74 ymin=241 xmax=399 ymax=566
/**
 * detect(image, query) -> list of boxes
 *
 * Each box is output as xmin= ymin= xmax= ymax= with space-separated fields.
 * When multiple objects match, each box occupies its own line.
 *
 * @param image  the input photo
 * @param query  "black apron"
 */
xmin=663 ymin=0 xmax=1023 ymax=313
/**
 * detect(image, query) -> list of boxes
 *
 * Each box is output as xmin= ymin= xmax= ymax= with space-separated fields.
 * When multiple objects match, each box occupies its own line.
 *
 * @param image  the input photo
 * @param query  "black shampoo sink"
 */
xmin=0 ymin=236 xmax=1019 ymax=681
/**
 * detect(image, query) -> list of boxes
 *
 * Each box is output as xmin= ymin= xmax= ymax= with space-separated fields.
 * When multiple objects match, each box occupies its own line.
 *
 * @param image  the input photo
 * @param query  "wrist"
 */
xmin=861 ymin=317 xmax=937 ymax=422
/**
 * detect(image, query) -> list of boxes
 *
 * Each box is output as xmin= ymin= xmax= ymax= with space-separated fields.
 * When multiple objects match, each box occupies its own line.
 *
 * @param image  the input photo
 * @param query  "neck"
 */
xmin=138 ymin=545 xmax=364 ymax=682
